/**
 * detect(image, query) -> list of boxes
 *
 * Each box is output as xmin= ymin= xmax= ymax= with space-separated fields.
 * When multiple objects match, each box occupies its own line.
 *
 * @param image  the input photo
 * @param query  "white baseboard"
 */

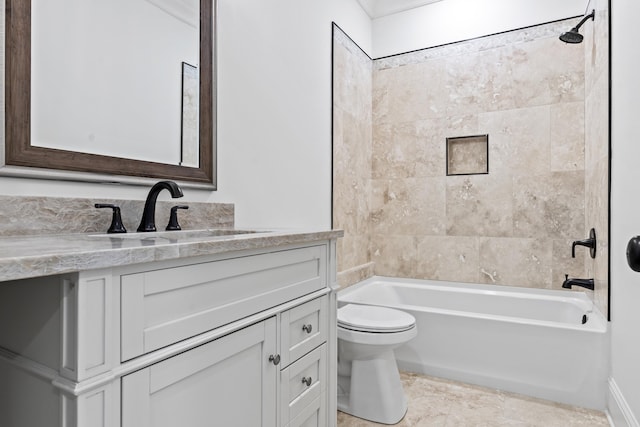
xmin=609 ymin=377 xmax=640 ymax=427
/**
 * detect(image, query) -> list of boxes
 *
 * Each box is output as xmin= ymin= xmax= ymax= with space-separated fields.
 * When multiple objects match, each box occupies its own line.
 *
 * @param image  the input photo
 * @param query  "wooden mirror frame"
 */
xmin=4 ymin=0 xmax=216 ymax=186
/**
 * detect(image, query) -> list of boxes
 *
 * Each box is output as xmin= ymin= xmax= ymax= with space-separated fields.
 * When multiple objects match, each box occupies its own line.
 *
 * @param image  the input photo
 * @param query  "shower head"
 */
xmin=559 ymin=29 xmax=584 ymax=44
xmin=559 ymin=10 xmax=595 ymax=44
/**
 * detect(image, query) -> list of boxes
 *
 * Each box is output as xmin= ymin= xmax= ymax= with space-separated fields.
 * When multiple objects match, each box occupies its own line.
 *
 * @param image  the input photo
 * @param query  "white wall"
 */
xmin=610 ymin=0 xmax=640 ymax=423
xmin=372 ymin=0 xmax=586 ymax=57
xmin=215 ymin=0 xmax=370 ymax=228
xmin=0 ymin=0 xmax=371 ymax=229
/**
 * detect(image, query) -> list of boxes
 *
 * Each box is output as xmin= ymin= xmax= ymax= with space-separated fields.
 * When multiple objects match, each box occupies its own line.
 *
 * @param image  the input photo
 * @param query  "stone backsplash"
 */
xmin=0 ymin=196 xmax=234 ymax=237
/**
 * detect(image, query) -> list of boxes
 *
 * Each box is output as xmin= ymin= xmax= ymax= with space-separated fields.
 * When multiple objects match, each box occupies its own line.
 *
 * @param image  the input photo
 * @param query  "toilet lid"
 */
xmin=337 ymin=304 xmax=415 ymax=333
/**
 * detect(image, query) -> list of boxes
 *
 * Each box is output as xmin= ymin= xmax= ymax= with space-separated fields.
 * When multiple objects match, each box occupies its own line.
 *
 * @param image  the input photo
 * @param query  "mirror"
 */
xmin=4 ymin=0 xmax=216 ymax=186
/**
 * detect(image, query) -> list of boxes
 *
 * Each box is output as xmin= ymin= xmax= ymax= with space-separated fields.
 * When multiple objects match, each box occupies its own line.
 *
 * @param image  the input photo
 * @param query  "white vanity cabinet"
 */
xmin=122 ymin=318 xmax=278 ymax=427
xmin=0 ymin=239 xmax=338 ymax=427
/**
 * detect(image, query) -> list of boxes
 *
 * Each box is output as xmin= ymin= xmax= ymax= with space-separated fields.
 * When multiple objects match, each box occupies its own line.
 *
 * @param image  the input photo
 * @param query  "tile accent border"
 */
xmin=337 ymin=262 xmax=375 ymax=289
xmin=374 ymin=18 xmax=581 ymax=70
xmin=333 ymin=24 xmax=371 ymax=63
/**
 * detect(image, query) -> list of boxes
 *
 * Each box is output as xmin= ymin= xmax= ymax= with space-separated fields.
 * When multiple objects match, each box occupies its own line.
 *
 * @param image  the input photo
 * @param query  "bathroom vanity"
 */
xmin=0 ymin=228 xmax=342 ymax=427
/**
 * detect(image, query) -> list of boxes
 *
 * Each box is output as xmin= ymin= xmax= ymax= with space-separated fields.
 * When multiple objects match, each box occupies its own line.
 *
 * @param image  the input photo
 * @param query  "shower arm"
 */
xmin=572 ymin=10 xmax=595 ymax=32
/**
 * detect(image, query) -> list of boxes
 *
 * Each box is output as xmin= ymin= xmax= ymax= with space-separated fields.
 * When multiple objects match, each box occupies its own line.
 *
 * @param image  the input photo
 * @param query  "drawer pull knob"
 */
xmin=302 ymin=324 xmax=313 ymax=333
xmin=301 ymin=376 xmax=313 ymax=386
xmin=268 ymin=354 xmax=281 ymax=365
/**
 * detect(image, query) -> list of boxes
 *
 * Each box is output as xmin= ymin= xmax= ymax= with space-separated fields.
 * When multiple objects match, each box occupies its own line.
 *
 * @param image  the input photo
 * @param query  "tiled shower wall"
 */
xmin=334 ymin=18 xmax=609 ymax=312
xmin=333 ymin=27 xmax=374 ymax=287
xmin=584 ymin=0 xmax=610 ymax=315
xmin=370 ymin=19 xmax=587 ymax=290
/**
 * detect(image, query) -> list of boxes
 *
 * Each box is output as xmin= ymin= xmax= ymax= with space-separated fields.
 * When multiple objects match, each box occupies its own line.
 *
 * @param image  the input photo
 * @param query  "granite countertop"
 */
xmin=0 ymin=228 xmax=344 ymax=282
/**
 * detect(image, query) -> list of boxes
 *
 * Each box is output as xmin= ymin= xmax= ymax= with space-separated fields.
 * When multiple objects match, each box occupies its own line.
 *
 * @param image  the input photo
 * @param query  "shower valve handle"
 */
xmin=571 ymin=228 xmax=596 ymax=259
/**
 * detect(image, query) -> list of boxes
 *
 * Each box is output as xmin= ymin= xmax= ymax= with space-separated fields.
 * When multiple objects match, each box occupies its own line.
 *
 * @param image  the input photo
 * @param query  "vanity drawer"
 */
xmin=287 ymin=395 xmax=326 ymax=427
xmin=280 ymin=296 xmax=328 ymax=367
xmin=121 ymin=245 xmax=327 ymax=361
xmin=280 ymin=344 xmax=326 ymax=426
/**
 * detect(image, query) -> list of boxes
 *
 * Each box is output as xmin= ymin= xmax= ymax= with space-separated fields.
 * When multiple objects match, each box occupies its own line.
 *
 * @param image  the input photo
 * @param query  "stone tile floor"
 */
xmin=337 ymin=372 xmax=610 ymax=427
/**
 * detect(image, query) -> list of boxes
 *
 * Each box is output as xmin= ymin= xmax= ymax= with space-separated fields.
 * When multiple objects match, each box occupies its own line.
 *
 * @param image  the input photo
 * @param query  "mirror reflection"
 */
xmin=31 ymin=0 xmax=200 ymax=167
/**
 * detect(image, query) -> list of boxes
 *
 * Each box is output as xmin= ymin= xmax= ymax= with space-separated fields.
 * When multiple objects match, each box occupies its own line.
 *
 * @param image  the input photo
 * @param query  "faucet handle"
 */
xmin=95 ymin=204 xmax=127 ymax=234
xmin=166 ymin=205 xmax=189 ymax=231
xmin=571 ymin=228 xmax=597 ymax=259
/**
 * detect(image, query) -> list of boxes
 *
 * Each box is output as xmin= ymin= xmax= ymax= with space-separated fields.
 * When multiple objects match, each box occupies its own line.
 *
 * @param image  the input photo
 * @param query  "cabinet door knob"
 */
xmin=302 ymin=324 xmax=313 ymax=334
xmin=301 ymin=376 xmax=312 ymax=387
xmin=268 ymin=354 xmax=281 ymax=365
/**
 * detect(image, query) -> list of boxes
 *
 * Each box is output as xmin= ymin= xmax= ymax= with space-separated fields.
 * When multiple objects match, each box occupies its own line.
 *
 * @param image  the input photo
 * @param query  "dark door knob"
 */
xmin=627 ymin=236 xmax=640 ymax=272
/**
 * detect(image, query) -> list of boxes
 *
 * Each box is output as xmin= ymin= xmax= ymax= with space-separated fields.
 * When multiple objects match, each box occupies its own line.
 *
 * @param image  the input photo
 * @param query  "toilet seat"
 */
xmin=338 ymin=304 xmax=416 ymax=333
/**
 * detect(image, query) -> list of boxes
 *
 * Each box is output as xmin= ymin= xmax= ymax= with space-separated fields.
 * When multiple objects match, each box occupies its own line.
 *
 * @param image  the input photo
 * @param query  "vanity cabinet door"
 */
xmin=122 ymin=318 xmax=277 ymax=427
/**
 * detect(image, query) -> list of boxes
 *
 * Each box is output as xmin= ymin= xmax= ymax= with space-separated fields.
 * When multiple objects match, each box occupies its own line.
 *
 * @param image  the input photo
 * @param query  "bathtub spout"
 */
xmin=562 ymin=274 xmax=594 ymax=290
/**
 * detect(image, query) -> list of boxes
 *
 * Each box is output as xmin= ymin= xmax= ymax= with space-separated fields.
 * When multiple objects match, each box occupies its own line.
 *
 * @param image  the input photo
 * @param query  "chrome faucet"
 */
xmin=562 ymin=274 xmax=594 ymax=291
xmin=137 ymin=181 xmax=184 ymax=232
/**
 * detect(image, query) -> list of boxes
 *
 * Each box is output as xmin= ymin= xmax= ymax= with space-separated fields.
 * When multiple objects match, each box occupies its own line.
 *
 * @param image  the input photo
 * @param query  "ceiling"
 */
xmin=357 ymin=0 xmax=444 ymax=19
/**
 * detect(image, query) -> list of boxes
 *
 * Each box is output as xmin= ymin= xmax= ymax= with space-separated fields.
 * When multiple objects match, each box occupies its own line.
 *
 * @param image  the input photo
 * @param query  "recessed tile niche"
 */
xmin=446 ymin=135 xmax=489 ymax=176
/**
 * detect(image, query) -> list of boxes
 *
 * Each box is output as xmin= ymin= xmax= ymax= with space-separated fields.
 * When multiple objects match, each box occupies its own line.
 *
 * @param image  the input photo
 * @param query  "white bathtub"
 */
xmin=338 ymin=276 xmax=609 ymax=410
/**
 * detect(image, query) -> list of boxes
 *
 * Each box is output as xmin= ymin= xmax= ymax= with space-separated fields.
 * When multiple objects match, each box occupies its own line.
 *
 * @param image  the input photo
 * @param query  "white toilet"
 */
xmin=337 ymin=303 xmax=417 ymax=425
